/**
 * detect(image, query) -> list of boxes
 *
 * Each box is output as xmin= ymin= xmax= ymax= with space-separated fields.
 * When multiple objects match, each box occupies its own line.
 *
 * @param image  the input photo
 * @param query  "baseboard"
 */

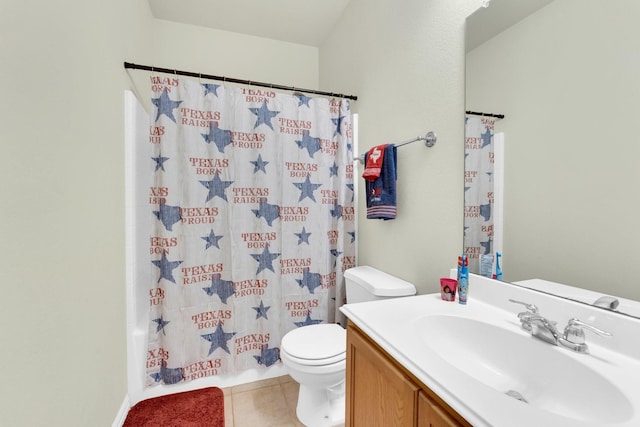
xmin=112 ymin=395 xmax=130 ymax=427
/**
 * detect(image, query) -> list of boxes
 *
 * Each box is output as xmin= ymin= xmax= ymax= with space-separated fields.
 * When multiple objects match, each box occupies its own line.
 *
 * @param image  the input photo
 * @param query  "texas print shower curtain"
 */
xmin=464 ymin=115 xmax=495 ymax=273
xmin=145 ymin=76 xmax=355 ymax=386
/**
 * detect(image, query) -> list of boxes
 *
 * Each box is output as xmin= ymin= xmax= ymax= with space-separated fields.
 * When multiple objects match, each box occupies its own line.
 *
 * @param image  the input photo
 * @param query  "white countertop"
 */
xmin=340 ymin=274 xmax=640 ymax=427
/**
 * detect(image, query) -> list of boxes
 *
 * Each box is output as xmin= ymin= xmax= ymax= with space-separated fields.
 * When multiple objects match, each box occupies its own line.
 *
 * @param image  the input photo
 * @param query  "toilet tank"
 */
xmin=344 ymin=266 xmax=416 ymax=304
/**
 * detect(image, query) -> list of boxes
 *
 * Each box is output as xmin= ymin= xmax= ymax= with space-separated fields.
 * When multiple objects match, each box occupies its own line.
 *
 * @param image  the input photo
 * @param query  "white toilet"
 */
xmin=280 ymin=266 xmax=416 ymax=427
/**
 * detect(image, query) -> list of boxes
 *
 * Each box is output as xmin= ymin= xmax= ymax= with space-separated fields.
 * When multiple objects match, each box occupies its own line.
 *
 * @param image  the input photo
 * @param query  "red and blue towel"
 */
xmin=363 ymin=144 xmax=397 ymax=220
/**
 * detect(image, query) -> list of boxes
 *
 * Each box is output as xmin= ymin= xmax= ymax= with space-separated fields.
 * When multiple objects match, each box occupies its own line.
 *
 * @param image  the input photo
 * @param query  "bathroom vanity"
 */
xmin=346 ymin=322 xmax=470 ymax=427
xmin=340 ymin=273 xmax=640 ymax=427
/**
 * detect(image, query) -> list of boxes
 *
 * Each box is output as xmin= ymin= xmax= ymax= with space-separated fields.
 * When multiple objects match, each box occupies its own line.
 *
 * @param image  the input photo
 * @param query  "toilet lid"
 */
xmin=281 ymin=324 xmax=346 ymax=361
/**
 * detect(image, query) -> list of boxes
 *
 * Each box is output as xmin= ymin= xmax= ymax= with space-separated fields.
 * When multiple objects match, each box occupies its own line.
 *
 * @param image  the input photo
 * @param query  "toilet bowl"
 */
xmin=280 ymin=266 xmax=416 ymax=427
xmin=280 ymin=323 xmax=346 ymax=427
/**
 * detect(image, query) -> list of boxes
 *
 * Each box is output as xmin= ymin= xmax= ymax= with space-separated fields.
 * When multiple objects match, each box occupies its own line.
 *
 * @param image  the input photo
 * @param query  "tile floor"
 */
xmin=222 ymin=375 xmax=305 ymax=426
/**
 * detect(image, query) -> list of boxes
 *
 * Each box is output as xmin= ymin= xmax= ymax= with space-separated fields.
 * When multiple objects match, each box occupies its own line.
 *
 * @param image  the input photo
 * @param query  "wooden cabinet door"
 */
xmin=346 ymin=324 xmax=419 ymax=427
xmin=418 ymin=391 xmax=464 ymax=427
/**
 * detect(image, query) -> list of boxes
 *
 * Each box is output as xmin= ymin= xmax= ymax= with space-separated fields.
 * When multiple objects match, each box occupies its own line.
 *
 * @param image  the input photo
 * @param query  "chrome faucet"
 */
xmin=527 ymin=314 xmax=561 ymax=345
xmin=509 ymin=299 xmax=612 ymax=354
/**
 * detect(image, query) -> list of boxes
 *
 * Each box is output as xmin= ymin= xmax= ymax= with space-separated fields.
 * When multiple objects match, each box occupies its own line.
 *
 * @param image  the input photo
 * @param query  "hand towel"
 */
xmin=365 ymin=144 xmax=397 ymax=220
xmin=362 ymin=144 xmax=387 ymax=182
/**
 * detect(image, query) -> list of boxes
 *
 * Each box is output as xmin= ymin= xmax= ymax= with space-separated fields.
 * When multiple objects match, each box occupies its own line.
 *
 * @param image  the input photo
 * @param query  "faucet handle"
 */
xmin=563 ymin=318 xmax=612 ymax=343
xmin=509 ymin=299 xmax=539 ymax=332
xmin=560 ymin=318 xmax=612 ymax=353
xmin=508 ymin=299 xmax=539 ymax=314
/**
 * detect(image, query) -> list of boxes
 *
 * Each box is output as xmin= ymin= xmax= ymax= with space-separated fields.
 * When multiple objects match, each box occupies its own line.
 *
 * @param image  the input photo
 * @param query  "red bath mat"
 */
xmin=123 ymin=387 xmax=224 ymax=427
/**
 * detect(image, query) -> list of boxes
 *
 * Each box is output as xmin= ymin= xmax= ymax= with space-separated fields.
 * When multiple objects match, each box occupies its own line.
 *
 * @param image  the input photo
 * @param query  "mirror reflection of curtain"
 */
xmin=145 ymin=77 xmax=356 ymax=387
xmin=464 ymin=116 xmax=495 ymax=273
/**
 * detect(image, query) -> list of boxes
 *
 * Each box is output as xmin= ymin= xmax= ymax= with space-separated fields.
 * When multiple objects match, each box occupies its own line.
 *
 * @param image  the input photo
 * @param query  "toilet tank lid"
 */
xmin=344 ymin=266 xmax=416 ymax=296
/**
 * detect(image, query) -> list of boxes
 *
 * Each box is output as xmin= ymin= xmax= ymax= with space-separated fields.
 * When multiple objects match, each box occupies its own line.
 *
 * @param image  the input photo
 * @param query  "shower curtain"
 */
xmin=464 ymin=116 xmax=495 ymax=273
xmin=145 ymin=77 xmax=355 ymax=386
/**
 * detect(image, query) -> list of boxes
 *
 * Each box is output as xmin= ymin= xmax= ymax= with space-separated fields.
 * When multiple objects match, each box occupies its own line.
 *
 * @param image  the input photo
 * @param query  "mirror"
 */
xmin=465 ymin=0 xmax=640 ymax=317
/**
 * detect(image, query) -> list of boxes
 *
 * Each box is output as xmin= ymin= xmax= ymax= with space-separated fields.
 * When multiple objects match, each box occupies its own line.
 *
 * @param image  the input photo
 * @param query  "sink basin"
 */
xmin=416 ymin=315 xmax=633 ymax=424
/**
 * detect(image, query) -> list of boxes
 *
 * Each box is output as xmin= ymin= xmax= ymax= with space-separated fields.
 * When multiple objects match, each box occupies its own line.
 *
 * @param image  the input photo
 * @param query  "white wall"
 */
xmin=320 ymin=0 xmax=484 ymax=294
xmin=0 ymin=1 xmax=153 ymax=426
xmin=151 ymin=20 xmax=319 ymax=91
xmin=466 ymin=0 xmax=640 ymax=300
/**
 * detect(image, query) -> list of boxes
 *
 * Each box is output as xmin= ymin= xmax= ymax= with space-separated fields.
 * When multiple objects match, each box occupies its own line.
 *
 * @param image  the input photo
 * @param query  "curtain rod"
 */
xmin=466 ymin=110 xmax=505 ymax=119
xmin=123 ymin=61 xmax=358 ymax=101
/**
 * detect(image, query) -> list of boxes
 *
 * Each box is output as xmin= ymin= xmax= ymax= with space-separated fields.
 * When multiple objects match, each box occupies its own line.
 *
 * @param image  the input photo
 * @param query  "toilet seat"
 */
xmin=281 ymin=324 xmax=346 ymax=366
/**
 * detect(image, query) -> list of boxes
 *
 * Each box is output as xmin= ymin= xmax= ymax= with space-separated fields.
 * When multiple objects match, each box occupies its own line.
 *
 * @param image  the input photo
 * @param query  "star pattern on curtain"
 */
xmin=152 ymin=88 xmax=182 ymax=122
xmin=199 ymin=173 xmax=234 ymax=202
xmin=203 ymin=83 xmax=221 ymax=97
xmin=144 ymin=78 xmax=355 ymax=386
xmin=293 ymin=176 xmax=322 ymax=202
xmin=202 ymin=230 xmax=223 ymax=249
xmin=249 ymin=101 xmax=280 ymax=130
xmin=151 ymin=252 xmax=183 ymax=284
xmin=202 ymin=325 xmax=236 ymax=355
xmin=152 ymin=154 xmax=170 ymax=171
xmin=153 ymin=315 xmax=170 ymax=335
xmin=252 ymin=300 xmax=271 ymax=320
xmin=250 ymin=246 xmax=281 ymax=274
xmin=251 ymin=154 xmax=269 ymax=174
xmin=294 ymin=227 xmax=311 ymax=245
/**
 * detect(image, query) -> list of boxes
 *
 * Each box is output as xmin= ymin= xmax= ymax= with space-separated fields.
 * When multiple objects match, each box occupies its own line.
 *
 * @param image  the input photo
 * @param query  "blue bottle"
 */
xmin=458 ymin=254 xmax=469 ymax=305
xmin=495 ymin=252 xmax=503 ymax=280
